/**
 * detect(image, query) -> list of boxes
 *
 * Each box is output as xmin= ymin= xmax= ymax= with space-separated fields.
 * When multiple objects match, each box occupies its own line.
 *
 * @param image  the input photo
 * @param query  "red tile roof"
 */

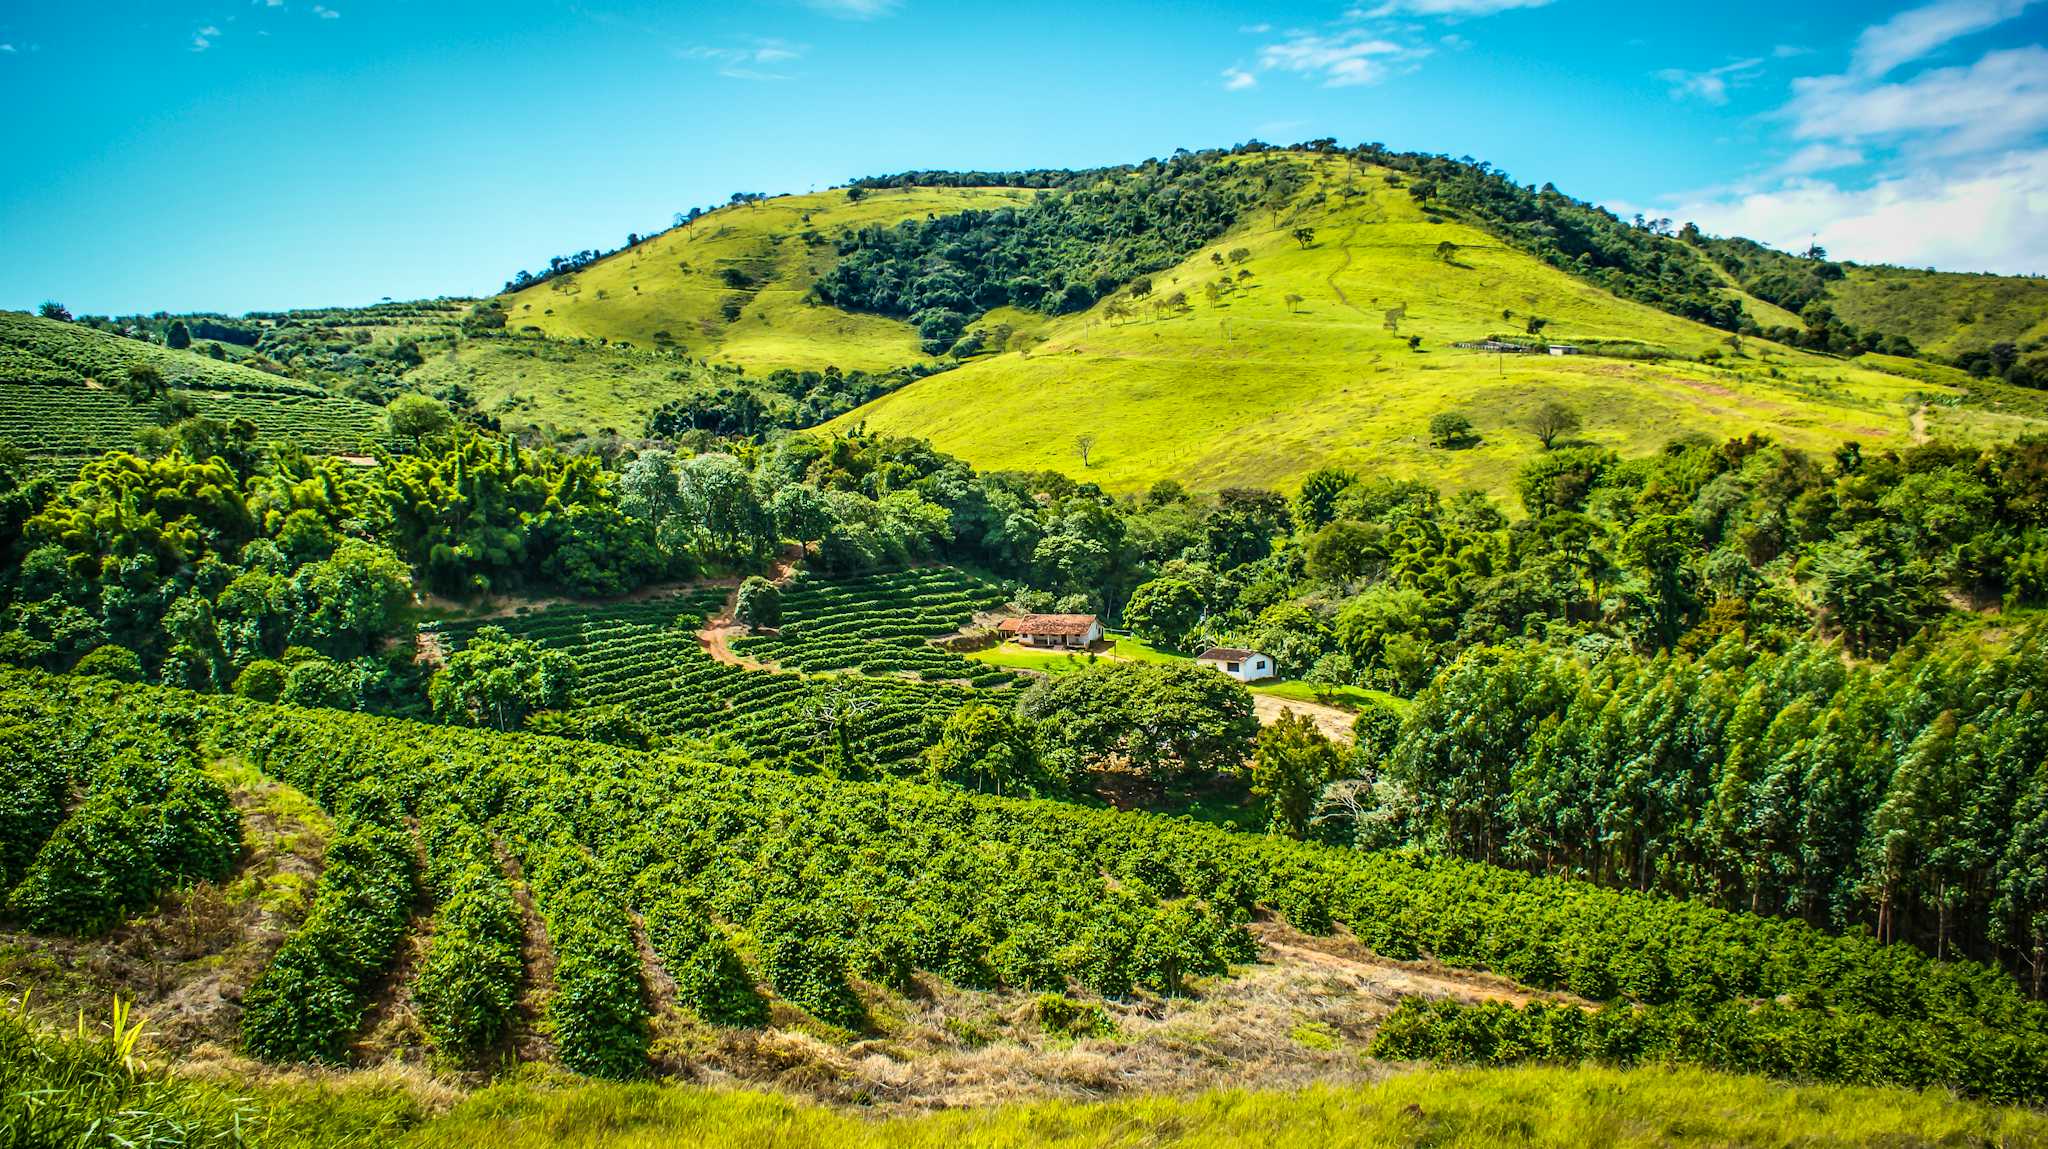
xmin=999 ymin=613 xmax=1099 ymax=637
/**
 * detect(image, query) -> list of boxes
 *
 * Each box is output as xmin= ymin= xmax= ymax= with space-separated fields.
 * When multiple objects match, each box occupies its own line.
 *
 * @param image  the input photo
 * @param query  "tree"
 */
xmin=1019 ymin=661 xmax=1257 ymax=792
xmin=386 ymin=393 xmax=453 ymax=447
xmin=1250 ymin=712 xmax=1350 ymax=839
xmin=771 ymin=484 xmax=833 ymax=560
xmin=121 ymin=364 xmax=165 ymax=403
xmin=1284 ymin=293 xmax=1304 ymax=312
xmin=1435 ymin=240 xmax=1459 ymax=263
xmin=280 ymin=541 xmax=414 ymax=659
xmin=429 ymin=625 xmax=579 ymax=731
xmin=1429 ymin=411 xmax=1475 ymax=449
xmin=1294 ymin=467 xmax=1358 ymax=529
xmin=1616 ymin=514 xmax=1702 ymax=650
xmin=1123 ymin=577 xmax=1206 ymax=650
xmin=1408 ymin=179 xmax=1437 ymax=205
xmin=1075 ymin=433 xmax=1096 ymax=468
xmin=38 ymin=301 xmax=71 ymax=322
xmin=166 ymin=320 xmax=192 ymax=350
xmin=1291 ymin=227 xmax=1316 ymax=249
xmin=1527 ymin=401 xmax=1581 ymax=450
xmin=734 ymin=576 xmax=781 ymax=631
xmin=923 ymin=704 xmax=1052 ymax=796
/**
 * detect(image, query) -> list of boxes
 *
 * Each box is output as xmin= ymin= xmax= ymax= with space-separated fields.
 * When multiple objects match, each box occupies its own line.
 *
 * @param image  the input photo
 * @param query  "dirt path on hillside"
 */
xmin=1250 ymin=919 xmax=1551 ymax=1007
xmin=1253 ymin=693 xmax=1357 ymax=742
xmin=1325 ymin=223 xmax=1369 ymax=317
xmin=1911 ymin=402 xmax=1930 ymax=444
xmin=694 ymin=553 xmax=801 ymax=671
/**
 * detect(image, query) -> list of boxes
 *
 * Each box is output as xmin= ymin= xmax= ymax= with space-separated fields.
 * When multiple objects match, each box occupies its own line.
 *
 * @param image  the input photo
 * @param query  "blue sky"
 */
xmin=2 ymin=0 xmax=2044 ymax=315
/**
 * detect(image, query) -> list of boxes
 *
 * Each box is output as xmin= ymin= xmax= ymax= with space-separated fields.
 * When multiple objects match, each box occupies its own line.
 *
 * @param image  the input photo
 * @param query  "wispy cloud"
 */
xmin=191 ymin=25 xmax=221 ymax=51
xmin=313 ymin=5 xmax=340 ymax=17
xmin=1239 ymin=22 xmax=1272 ymax=33
xmin=1348 ymin=0 xmax=1552 ymax=16
xmin=1655 ymin=57 xmax=1765 ymax=105
xmin=1851 ymin=0 xmax=2039 ymax=77
xmin=1260 ymin=30 xmax=1414 ymax=87
xmin=0 ymin=43 xmax=15 ymax=54
xmin=680 ymin=37 xmax=807 ymax=80
xmin=1786 ymin=44 xmax=2048 ymax=156
xmin=1221 ymin=66 xmax=1257 ymax=90
xmin=1638 ymin=0 xmax=2048 ymax=275
xmin=799 ymin=0 xmax=900 ymax=19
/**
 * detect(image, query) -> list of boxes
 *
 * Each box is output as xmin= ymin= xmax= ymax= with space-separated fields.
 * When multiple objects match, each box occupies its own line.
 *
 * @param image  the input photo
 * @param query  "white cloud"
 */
xmin=1851 ymin=0 xmax=2039 ymax=77
xmin=191 ymin=26 xmax=220 ymax=51
xmin=799 ymin=0 xmax=900 ymax=18
xmin=0 ymin=44 xmax=15 ymax=54
xmin=1786 ymin=45 xmax=2048 ymax=156
xmin=313 ymin=5 xmax=340 ymax=16
xmin=1239 ymin=22 xmax=1272 ymax=33
xmin=1351 ymin=0 xmax=1552 ymax=15
xmin=1259 ymin=30 xmax=1412 ymax=87
xmin=680 ymin=37 xmax=807 ymax=79
xmin=1655 ymin=57 xmax=1764 ymax=105
xmin=1222 ymin=66 xmax=1257 ymax=90
xmin=1657 ymin=148 xmax=2048 ymax=275
xmin=1773 ymin=143 xmax=1865 ymax=177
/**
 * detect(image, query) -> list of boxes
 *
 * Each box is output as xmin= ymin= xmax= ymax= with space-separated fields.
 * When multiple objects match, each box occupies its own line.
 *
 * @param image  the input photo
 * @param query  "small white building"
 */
xmin=1195 ymin=647 xmax=1276 ymax=683
xmin=998 ymin=613 xmax=1103 ymax=650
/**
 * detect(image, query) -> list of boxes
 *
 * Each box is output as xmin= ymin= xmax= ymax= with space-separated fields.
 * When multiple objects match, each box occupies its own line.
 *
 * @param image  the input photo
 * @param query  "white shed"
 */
xmin=1194 ymin=647 xmax=1276 ymax=683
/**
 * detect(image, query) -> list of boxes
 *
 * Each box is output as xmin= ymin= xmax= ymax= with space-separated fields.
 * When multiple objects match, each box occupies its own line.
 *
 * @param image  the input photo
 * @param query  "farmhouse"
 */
xmin=1195 ymin=647 xmax=1276 ymax=683
xmin=998 ymin=613 xmax=1102 ymax=650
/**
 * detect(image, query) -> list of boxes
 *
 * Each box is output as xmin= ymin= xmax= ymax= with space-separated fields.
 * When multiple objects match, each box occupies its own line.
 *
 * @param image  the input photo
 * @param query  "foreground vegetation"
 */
xmin=9 ymin=1002 xmax=2048 ymax=1148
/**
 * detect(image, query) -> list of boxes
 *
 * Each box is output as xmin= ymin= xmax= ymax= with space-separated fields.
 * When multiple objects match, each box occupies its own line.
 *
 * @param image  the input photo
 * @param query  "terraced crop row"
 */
xmin=731 ymin=567 xmax=1014 ymax=688
xmin=436 ymin=585 xmax=980 ymax=772
xmin=0 ymin=382 xmax=386 ymax=460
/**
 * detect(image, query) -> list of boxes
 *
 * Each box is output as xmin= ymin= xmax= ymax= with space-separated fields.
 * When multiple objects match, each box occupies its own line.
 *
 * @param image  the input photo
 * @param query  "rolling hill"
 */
xmin=498 ymin=184 xmax=1036 ymax=373
xmin=0 ymin=310 xmax=389 ymax=464
xmin=826 ymin=153 xmax=2044 ymax=493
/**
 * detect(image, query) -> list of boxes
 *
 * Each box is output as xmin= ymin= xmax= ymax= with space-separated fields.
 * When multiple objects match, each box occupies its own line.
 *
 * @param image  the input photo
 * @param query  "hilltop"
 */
xmin=827 ymin=152 xmax=2043 ymax=492
xmin=498 ymin=185 xmax=1036 ymax=372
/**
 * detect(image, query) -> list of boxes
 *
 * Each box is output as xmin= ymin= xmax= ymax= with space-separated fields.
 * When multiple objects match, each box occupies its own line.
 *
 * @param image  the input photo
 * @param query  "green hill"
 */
xmin=0 ymin=310 xmax=388 ymax=463
xmin=1830 ymin=264 xmax=2048 ymax=359
xmin=498 ymin=185 xmax=1036 ymax=373
xmin=829 ymin=154 xmax=2041 ymax=494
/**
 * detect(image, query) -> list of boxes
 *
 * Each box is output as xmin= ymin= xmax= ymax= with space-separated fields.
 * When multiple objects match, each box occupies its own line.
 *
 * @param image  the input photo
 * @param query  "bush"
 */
xmin=240 ymin=817 xmax=415 ymax=1063
xmin=71 ymin=645 xmax=142 ymax=683
xmin=1035 ymin=993 xmax=1116 ymax=1039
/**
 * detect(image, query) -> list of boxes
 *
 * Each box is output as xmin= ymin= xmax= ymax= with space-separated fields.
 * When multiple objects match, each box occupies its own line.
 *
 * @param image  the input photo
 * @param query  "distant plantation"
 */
xmin=436 ymin=581 xmax=996 ymax=771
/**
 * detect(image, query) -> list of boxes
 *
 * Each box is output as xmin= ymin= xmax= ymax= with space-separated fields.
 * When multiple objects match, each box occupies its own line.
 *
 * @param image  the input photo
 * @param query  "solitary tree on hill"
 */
xmin=166 ymin=320 xmax=192 ymax=350
xmin=1435 ymin=240 xmax=1459 ymax=263
xmin=1528 ymin=400 xmax=1582 ymax=450
xmin=1075 ymin=433 xmax=1097 ymax=468
xmin=38 ymin=301 xmax=71 ymax=322
xmin=1284 ymin=293 xmax=1304 ymax=313
xmin=1292 ymin=226 xmax=1316 ymax=249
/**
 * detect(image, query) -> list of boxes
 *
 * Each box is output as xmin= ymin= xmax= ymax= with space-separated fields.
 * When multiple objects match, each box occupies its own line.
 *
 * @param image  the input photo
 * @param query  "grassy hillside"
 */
xmin=0 ymin=310 xmax=388 ymax=462
xmin=499 ymin=186 xmax=1036 ymax=373
xmin=1830 ymin=264 xmax=2048 ymax=359
xmin=404 ymin=334 xmax=720 ymax=435
xmin=833 ymin=155 xmax=2038 ymax=494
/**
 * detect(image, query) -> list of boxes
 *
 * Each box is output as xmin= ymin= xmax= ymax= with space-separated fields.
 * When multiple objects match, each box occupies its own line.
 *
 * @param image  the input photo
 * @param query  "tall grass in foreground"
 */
xmin=0 ymin=999 xmax=420 ymax=1149
xmin=7 ymin=1001 xmax=2047 ymax=1147
xmin=413 ymin=1066 xmax=2048 ymax=1149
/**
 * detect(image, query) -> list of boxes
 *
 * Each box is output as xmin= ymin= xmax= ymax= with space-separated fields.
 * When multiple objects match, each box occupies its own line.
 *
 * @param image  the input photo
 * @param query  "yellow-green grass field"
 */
xmin=833 ymin=156 xmax=2038 ymax=495
xmin=499 ymin=186 xmax=1035 ymax=374
xmin=392 ymin=1064 xmax=2048 ymax=1148
xmin=1831 ymin=263 xmax=2048 ymax=359
xmin=970 ymin=634 xmax=1394 ymax=711
xmin=404 ymin=334 xmax=710 ymax=435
